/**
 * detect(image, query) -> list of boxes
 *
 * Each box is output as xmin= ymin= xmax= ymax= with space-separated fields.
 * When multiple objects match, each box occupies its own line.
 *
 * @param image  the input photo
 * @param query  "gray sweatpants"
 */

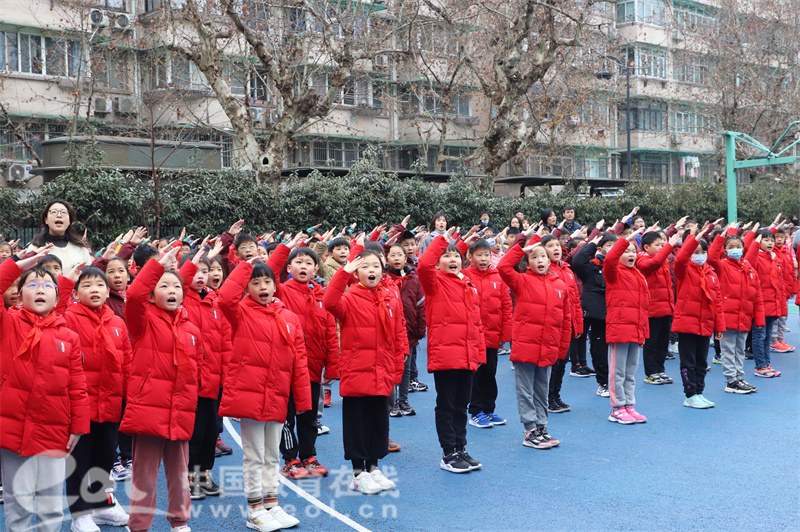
xmin=771 ymin=315 xmax=787 ymax=343
xmin=608 ymin=343 xmax=640 ymax=407
xmin=514 ymin=363 xmax=551 ymax=430
xmin=720 ymin=329 xmax=747 ymax=383
xmin=0 ymin=449 xmax=65 ymax=532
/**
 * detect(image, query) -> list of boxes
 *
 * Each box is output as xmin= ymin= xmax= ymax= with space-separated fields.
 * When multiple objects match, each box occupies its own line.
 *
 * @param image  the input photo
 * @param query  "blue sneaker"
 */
xmin=712 ymin=354 xmax=722 ymax=365
xmin=485 ymin=412 xmax=506 ymax=425
xmin=468 ymin=412 xmax=494 ymax=428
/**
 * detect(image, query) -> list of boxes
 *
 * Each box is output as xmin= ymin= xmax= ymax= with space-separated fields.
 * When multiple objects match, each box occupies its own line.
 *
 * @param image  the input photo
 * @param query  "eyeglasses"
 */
xmin=48 ymin=209 xmax=68 ymax=217
xmin=23 ymin=281 xmax=56 ymax=291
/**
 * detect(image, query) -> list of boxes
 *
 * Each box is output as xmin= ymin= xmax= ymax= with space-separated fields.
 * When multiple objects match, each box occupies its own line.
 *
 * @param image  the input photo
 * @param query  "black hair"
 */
xmin=631 ymin=215 xmax=644 ymax=224
xmin=363 ymin=241 xmax=385 ymax=256
xmin=468 ymin=238 xmax=492 ymax=255
xmin=38 ymin=254 xmax=63 ymax=268
xmin=158 ymin=269 xmax=185 ymax=288
xmin=428 ymin=212 xmax=449 ymax=232
xmin=388 ymin=243 xmax=405 ymax=253
xmin=265 ymin=242 xmax=279 ymax=254
xmin=288 ymin=247 xmax=320 ymax=266
xmin=479 ymin=211 xmax=490 ymax=217
xmin=540 ymin=208 xmax=555 ymax=225
xmin=693 ymin=239 xmax=709 ymax=252
xmin=234 ymin=233 xmax=258 ymax=249
xmin=599 ymin=233 xmax=619 ymax=248
xmin=541 ymin=234 xmax=558 ymax=246
xmin=540 ymin=226 xmax=551 ymax=235
xmin=510 ymin=216 xmax=522 ymax=227
xmin=398 ymin=231 xmax=416 ymax=243
xmin=209 ymin=255 xmax=228 ymax=281
xmin=775 ymin=228 xmax=786 ymax=235
xmin=0 ymin=242 xmax=11 ymax=249
xmin=640 ymin=231 xmax=663 ymax=249
xmin=685 ymin=219 xmax=696 ymax=227
xmin=18 ymin=268 xmax=58 ymax=293
xmin=76 ymin=266 xmax=109 ymax=287
xmin=179 ymin=252 xmax=211 ymax=269
xmin=356 ymin=249 xmax=384 ymax=264
xmin=133 ymin=243 xmax=160 ymax=269
xmin=30 ymin=199 xmax=87 ymax=249
xmin=328 ymin=236 xmax=351 ymax=253
xmin=441 ymin=244 xmax=463 ymax=257
xmin=567 ymin=238 xmax=584 ymax=252
xmin=563 ymin=205 xmax=575 ymax=212
xmin=250 ymin=260 xmax=275 ymax=282
xmin=758 ymin=228 xmax=775 ymax=241
xmin=724 ymin=234 xmax=744 ymax=248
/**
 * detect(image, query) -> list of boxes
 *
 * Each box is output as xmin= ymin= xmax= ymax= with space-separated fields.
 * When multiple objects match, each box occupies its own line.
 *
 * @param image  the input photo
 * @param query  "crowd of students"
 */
xmin=0 ymin=199 xmax=798 ymax=532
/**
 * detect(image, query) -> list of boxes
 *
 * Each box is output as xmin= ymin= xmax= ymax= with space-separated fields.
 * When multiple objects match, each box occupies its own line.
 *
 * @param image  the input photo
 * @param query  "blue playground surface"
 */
xmin=4 ymin=307 xmax=800 ymax=531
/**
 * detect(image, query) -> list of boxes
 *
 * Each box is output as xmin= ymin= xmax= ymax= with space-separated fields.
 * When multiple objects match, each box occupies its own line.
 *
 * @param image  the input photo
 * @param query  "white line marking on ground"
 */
xmin=223 ymin=417 xmax=374 ymax=532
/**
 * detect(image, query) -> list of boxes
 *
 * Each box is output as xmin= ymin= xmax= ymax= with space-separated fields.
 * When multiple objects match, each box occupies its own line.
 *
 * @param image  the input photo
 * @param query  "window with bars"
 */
xmin=312 ymin=140 xmax=362 ymax=167
xmin=616 ymin=0 xmax=666 ymax=25
xmin=575 ymin=157 xmax=609 ymax=178
xmin=625 ymin=46 xmax=667 ymax=79
xmin=674 ymin=4 xmax=717 ymax=30
xmin=418 ymin=25 xmax=460 ymax=56
xmin=674 ymin=52 xmax=713 ymax=85
xmin=0 ymin=122 xmax=65 ymax=160
xmin=525 ymin=155 xmax=575 ymax=177
xmin=620 ymin=100 xmax=668 ymax=131
xmin=673 ymin=108 xmax=713 ymax=134
xmin=0 ymin=31 xmax=85 ymax=77
xmin=223 ymin=61 xmax=248 ymax=97
xmin=94 ymin=49 xmax=130 ymax=90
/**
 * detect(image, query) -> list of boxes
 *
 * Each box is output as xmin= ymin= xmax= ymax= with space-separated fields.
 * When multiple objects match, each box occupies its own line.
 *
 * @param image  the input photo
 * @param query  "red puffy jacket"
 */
xmin=267 ymin=244 xmax=340 ymax=382
xmin=671 ymin=235 xmax=726 ymax=336
xmin=120 ymin=261 xmax=203 ymax=441
xmin=550 ymin=261 xmax=584 ymax=338
xmin=218 ymin=261 xmax=311 ymax=421
xmin=707 ymin=235 xmax=765 ymax=331
xmin=178 ymin=261 xmax=233 ymax=399
xmin=417 ymin=235 xmax=486 ymax=372
xmin=61 ymin=292 xmax=132 ymax=424
xmin=323 ymin=268 xmax=405 ymax=397
xmin=773 ymin=245 xmax=796 ymax=299
xmin=0 ymin=259 xmax=90 ymax=457
xmin=745 ymin=242 xmax=786 ymax=317
xmin=387 ymin=266 xmax=427 ymax=346
xmin=604 ymin=238 xmax=650 ymax=345
xmin=461 ymin=265 xmax=512 ymax=349
xmin=636 ymin=243 xmax=675 ymax=318
xmin=497 ymin=245 xmax=571 ymax=366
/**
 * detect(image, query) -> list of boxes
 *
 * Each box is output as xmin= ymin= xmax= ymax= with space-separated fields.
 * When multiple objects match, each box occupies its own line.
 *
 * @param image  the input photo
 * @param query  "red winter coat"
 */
xmin=550 ymin=261 xmax=584 ymax=337
xmin=323 ymin=268 xmax=406 ymax=397
xmin=707 ymin=235 xmax=765 ymax=330
xmin=461 ymin=265 xmax=512 ymax=349
xmin=774 ymin=246 xmax=796 ymax=299
xmin=120 ymin=261 xmax=203 ymax=441
xmin=417 ymin=235 xmax=486 ymax=372
xmin=61 ymin=292 xmax=132 ymax=423
xmin=0 ymin=259 xmax=89 ymax=457
xmin=267 ymin=244 xmax=340 ymax=382
xmin=387 ymin=266 xmax=427 ymax=346
xmin=671 ymin=235 xmax=726 ymax=336
xmin=604 ymin=238 xmax=650 ymax=345
xmin=179 ymin=262 xmax=233 ymax=399
xmin=745 ymin=242 xmax=786 ymax=317
xmin=497 ymin=245 xmax=571 ymax=366
xmin=218 ymin=261 xmax=311 ymax=422
xmin=635 ymin=243 xmax=675 ymax=318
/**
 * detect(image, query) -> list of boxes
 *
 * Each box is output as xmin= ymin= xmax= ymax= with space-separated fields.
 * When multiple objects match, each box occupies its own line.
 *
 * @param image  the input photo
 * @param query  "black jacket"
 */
xmin=572 ymin=242 xmax=607 ymax=321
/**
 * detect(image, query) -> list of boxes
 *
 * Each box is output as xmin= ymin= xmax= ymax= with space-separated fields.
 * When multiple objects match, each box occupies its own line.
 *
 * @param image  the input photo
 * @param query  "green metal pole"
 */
xmin=725 ymin=133 xmax=737 ymax=224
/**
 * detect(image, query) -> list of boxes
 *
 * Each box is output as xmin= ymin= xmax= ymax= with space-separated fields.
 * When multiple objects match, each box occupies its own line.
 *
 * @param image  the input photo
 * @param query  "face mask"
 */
xmin=727 ymin=248 xmax=743 ymax=260
xmin=480 ymin=219 xmax=489 ymax=225
xmin=691 ymin=255 xmax=707 ymax=266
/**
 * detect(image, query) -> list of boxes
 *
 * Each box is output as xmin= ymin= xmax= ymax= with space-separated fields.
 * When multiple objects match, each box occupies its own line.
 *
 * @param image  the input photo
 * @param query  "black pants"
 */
xmin=568 ymin=330 xmax=588 ymax=367
xmin=281 ymin=381 xmax=321 ymax=462
xmin=678 ymin=333 xmax=710 ymax=397
xmin=586 ymin=318 xmax=609 ymax=386
xmin=433 ymin=369 xmax=472 ymax=453
xmin=189 ymin=396 xmax=219 ymax=472
xmin=67 ymin=421 xmax=119 ymax=516
xmin=643 ymin=316 xmax=672 ymax=376
xmin=342 ymin=395 xmax=390 ymax=462
xmin=117 ymin=400 xmax=132 ymax=462
xmin=217 ymin=387 xmax=224 ymax=434
xmin=548 ymin=358 xmax=567 ymax=398
xmin=468 ymin=348 xmax=498 ymax=415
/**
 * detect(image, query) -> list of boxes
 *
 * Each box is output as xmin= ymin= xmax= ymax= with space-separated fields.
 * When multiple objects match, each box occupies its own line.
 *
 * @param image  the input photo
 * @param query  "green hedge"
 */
xmin=2 ymin=156 xmax=798 ymax=245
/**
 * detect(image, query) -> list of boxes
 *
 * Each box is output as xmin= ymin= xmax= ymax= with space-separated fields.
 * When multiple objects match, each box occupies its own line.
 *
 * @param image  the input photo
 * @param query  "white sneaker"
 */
xmin=268 ymin=505 xmax=300 ymax=528
xmin=93 ymin=502 xmax=129 ymax=526
xmin=349 ymin=471 xmax=381 ymax=494
xmin=170 ymin=527 xmax=191 ymax=532
xmin=369 ymin=469 xmax=396 ymax=491
xmin=247 ymin=509 xmax=282 ymax=532
xmin=71 ymin=515 xmax=101 ymax=532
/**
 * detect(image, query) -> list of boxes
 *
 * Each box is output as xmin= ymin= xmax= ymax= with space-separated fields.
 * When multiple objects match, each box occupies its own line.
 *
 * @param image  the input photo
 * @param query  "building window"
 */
xmin=524 ymin=155 xmax=575 ymax=177
xmin=632 ymin=153 xmax=670 ymax=182
xmin=674 ymin=3 xmax=717 ymax=30
xmin=576 ymin=157 xmax=609 ymax=178
xmin=621 ymin=100 xmax=668 ymax=131
xmin=419 ymin=25 xmax=460 ymax=56
xmin=18 ymin=33 xmax=42 ymax=74
xmin=0 ymin=31 xmax=18 ymax=71
xmin=94 ymin=50 xmax=129 ymax=90
xmin=0 ymin=32 xmax=85 ymax=77
xmin=223 ymin=61 xmax=248 ymax=97
xmin=616 ymin=0 xmax=666 ymax=26
xmin=674 ymin=52 xmax=713 ymax=85
xmin=673 ymin=108 xmax=712 ymax=134
xmin=313 ymin=140 xmax=364 ymax=167
xmin=172 ymin=55 xmax=208 ymax=90
xmin=625 ymin=46 xmax=667 ymax=79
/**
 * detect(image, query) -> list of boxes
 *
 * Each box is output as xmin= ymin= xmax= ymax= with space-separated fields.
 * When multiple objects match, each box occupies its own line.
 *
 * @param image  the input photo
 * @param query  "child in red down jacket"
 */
xmin=60 ymin=266 xmax=132 ymax=530
xmin=418 ymin=229 xmax=485 ymax=474
xmin=460 ymin=238 xmax=512 ymax=428
xmin=218 ymin=257 xmax=311 ymax=531
xmin=324 ymin=250 xmax=406 ymax=495
xmin=121 ymin=246 xmax=203 ymax=532
xmin=0 ymin=245 xmax=90 ymax=532
xmin=178 ymin=249 xmax=232 ymax=500
xmin=769 ymin=227 xmax=796 ymax=352
xmin=604 ymin=229 xmax=650 ymax=425
xmin=672 ymin=229 xmax=726 ymax=409
xmin=497 ymin=241 xmax=571 ymax=450
xmin=266 ymin=241 xmax=340 ymax=480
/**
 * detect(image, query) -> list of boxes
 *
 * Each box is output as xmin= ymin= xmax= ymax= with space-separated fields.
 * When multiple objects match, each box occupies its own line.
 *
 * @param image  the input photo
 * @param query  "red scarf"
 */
xmin=15 ymin=310 xmax=61 ymax=363
xmin=359 ymin=284 xmax=393 ymax=339
xmin=242 ymin=301 xmax=297 ymax=356
xmin=80 ymin=305 xmax=122 ymax=374
xmin=158 ymin=308 xmax=194 ymax=378
xmin=695 ymin=264 xmax=714 ymax=304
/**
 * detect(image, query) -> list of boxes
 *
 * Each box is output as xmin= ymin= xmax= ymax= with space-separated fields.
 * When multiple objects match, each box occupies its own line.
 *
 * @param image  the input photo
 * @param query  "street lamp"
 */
xmin=595 ymin=55 xmax=632 ymax=179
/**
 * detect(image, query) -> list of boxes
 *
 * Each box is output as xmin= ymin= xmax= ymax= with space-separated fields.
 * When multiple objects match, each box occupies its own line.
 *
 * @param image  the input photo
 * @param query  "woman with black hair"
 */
xmin=27 ymin=199 xmax=91 ymax=271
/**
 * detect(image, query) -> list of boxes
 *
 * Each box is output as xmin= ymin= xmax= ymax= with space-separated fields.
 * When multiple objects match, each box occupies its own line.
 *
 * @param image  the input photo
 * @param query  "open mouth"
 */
xmin=367 ymin=274 xmax=377 ymax=282
xmin=166 ymin=296 xmax=177 ymax=304
xmin=447 ymin=263 xmax=459 ymax=272
xmin=90 ymin=295 xmax=101 ymax=302
xmin=258 ymin=292 xmax=270 ymax=302
xmin=35 ymin=297 xmax=46 ymax=304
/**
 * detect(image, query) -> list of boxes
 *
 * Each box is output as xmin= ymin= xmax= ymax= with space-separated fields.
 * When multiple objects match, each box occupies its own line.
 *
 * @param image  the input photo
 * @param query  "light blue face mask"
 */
xmin=691 ymin=254 xmax=707 ymax=266
xmin=727 ymin=248 xmax=743 ymax=260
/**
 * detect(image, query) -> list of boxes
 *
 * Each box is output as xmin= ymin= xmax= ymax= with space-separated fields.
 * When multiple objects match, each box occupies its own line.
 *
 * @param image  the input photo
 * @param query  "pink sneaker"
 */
xmin=754 ymin=367 xmax=776 ymax=378
xmin=625 ymin=406 xmax=647 ymax=423
xmin=608 ymin=407 xmax=636 ymax=424
xmin=765 ymin=365 xmax=781 ymax=377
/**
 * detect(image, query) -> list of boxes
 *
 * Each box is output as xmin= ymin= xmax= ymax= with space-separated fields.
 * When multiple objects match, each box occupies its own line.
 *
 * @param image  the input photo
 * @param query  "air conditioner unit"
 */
xmin=90 ymin=9 xmax=110 ymax=28
xmin=116 ymin=97 xmax=139 ymax=116
xmin=250 ymin=107 xmax=264 ymax=123
xmin=673 ymin=29 xmax=685 ymax=43
xmin=671 ymin=133 xmax=682 ymax=145
xmin=114 ymin=13 xmax=132 ymax=30
xmin=7 ymin=163 xmax=32 ymax=183
xmin=265 ymin=109 xmax=280 ymax=124
xmin=94 ymin=97 xmax=113 ymax=114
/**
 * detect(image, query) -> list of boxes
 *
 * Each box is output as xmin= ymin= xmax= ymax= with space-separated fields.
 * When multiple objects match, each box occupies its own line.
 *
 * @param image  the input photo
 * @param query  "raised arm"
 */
xmin=604 ymin=236 xmax=633 ymax=285
xmin=219 ymin=259 xmax=254 ymax=331
xmin=673 ymin=234 xmax=696 ymax=281
xmin=496 ymin=244 xmax=525 ymax=293
xmin=322 ymin=262 xmax=356 ymax=320
xmin=417 ymin=233 xmax=452 ymax=296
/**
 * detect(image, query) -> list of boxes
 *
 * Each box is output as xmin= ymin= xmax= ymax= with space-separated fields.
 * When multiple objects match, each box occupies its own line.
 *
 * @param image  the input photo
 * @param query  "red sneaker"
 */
xmin=779 ymin=341 xmax=795 ymax=352
xmin=281 ymin=459 xmax=309 ymax=479
xmin=302 ymin=457 xmax=329 ymax=477
xmin=766 ymin=365 xmax=781 ymax=377
xmin=323 ymin=389 xmax=331 ymax=408
xmin=387 ymin=439 xmax=401 ymax=452
xmin=215 ymin=437 xmax=233 ymax=456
